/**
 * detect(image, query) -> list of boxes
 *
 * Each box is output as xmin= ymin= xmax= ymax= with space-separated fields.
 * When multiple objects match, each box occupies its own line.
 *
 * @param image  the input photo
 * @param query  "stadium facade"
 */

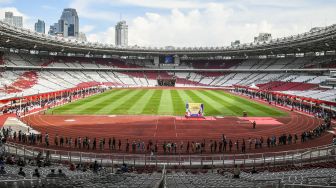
xmin=0 ymin=20 xmax=335 ymax=58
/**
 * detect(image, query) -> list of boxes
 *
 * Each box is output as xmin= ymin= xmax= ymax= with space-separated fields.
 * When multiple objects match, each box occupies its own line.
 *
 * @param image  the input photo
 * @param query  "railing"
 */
xmin=284 ymin=183 xmax=336 ymax=188
xmin=253 ymin=179 xmax=281 ymax=188
xmin=2 ymin=65 xmax=336 ymax=73
xmin=4 ymin=142 xmax=336 ymax=169
xmin=0 ymin=179 xmax=40 ymax=186
xmin=259 ymin=176 xmax=333 ymax=188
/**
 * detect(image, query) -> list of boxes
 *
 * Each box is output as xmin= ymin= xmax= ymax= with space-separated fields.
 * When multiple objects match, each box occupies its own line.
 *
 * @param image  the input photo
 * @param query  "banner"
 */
xmin=185 ymin=102 xmax=204 ymax=118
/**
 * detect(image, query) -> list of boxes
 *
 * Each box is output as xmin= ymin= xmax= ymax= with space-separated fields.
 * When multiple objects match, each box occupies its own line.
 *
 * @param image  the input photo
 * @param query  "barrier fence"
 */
xmin=3 ymin=142 xmax=336 ymax=169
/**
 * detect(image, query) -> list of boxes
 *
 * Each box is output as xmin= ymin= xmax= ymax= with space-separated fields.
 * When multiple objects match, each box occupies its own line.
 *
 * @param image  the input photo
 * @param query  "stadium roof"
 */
xmin=0 ymin=20 xmax=336 ymax=58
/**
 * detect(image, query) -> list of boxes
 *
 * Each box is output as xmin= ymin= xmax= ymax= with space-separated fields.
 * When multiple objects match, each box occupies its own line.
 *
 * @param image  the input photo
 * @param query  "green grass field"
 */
xmin=47 ymin=89 xmax=287 ymax=117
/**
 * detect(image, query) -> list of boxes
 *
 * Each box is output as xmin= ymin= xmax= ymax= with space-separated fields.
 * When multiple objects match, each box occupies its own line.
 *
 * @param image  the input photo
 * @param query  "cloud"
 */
xmin=86 ymin=26 xmax=115 ymax=44
xmin=41 ymin=5 xmax=58 ymax=11
xmin=86 ymin=3 xmax=235 ymax=47
xmin=239 ymin=0 xmax=315 ymax=8
xmin=113 ymin=0 xmax=206 ymax=9
xmin=127 ymin=1 xmax=336 ymax=47
xmin=126 ymin=4 xmax=254 ymax=47
xmin=69 ymin=0 xmax=119 ymax=21
xmin=66 ymin=0 xmax=335 ymax=47
xmin=70 ymin=0 xmax=207 ymax=10
xmin=0 ymin=0 xmax=12 ymax=4
xmin=0 ymin=7 xmax=26 ymax=18
xmin=70 ymin=0 xmax=325 ymax=11
xmin=80 ymin=25 xmax=95 ymax=33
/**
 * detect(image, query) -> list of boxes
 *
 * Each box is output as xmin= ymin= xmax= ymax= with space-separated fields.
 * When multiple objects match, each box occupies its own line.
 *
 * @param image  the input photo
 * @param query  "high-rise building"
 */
xmin=3 ymin=11 xmax=23 ymax=27
xmin=5 ymin=12 xmax=13 ymax=18
xmin=58 ymin=19 xmax=68 ymax=37
xmin=48 ymin=23 xmax=59 ymax=36
xmin=60 ymin=8 xmax=79 ymax=37
xmin=115 ymin=21 xmax=128 ymax=46
xmin=34 ymin=19 xmax=45 ymax=33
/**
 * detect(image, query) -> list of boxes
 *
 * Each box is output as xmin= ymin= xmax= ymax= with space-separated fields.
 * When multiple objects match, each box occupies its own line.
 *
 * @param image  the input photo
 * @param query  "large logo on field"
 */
xmin=185 ymin=102 xmax=204 ymax=118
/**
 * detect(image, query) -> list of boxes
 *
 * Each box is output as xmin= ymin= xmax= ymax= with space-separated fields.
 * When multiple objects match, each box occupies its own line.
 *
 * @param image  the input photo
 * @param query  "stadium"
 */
xmin=0 ymin=2 xmax=336 ymax=188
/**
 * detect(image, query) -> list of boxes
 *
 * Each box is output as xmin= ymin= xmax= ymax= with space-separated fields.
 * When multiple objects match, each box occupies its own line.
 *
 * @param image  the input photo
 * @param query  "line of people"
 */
xmin=1 ymin=121 xmax=332 ymax=155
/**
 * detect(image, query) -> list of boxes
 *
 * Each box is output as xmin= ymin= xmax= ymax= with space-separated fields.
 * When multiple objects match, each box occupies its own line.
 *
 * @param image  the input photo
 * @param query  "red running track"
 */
xmin=20 ymin=109 xmax=334 ymax=154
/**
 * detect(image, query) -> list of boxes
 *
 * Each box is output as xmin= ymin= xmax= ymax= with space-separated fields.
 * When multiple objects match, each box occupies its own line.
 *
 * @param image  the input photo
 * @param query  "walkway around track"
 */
xmin=3 ymin=142 xmax=336 ymax=169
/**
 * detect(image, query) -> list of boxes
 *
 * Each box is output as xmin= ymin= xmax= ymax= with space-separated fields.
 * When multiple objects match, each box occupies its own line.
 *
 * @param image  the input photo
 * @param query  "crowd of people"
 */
xmin=0 ymin=135 xmax=105 ymax=179
xmin=0 ymin=153 xmax=104 ymax=180
xmin=0 ymin=87 xmax=105 ymax=116
xmin=233 ymin=87 xmax=336 ymax=120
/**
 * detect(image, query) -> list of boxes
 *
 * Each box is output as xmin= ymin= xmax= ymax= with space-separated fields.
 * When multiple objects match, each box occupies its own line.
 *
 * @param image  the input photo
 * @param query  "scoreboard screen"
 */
xmin=160 ymin=55 xmax=174 ymax=64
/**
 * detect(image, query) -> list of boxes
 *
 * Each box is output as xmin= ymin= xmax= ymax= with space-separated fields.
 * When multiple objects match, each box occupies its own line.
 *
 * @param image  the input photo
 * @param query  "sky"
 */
xmin=0 ymin=0 xmax=336 ymax=47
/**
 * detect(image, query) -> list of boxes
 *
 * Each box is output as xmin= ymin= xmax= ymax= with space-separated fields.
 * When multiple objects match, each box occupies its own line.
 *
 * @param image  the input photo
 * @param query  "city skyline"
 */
xmin=48 ymin=8 xmax=79 ymax=38
xmin=0 ymin=0 xmax=336 ymax=47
